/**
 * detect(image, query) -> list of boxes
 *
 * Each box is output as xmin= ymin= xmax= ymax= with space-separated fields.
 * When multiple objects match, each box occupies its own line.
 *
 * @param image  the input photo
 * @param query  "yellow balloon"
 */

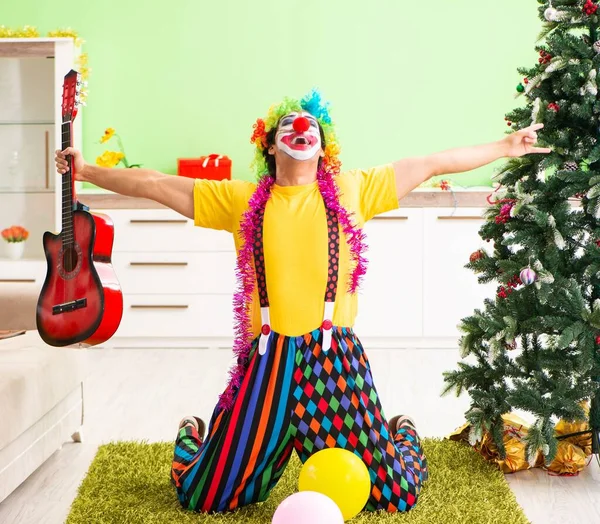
xmin=298 ymin=448 xmax=371 ymax=521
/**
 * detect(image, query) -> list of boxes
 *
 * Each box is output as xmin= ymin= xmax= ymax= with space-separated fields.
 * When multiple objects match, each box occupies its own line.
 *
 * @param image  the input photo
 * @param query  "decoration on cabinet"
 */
xmin=0 ymin=26 xmax=89 ymax=103
xmin=96 ymin=128 xmax=142 ymax=168
xmin=1 ymin=225 xmax=29 ymax=260
xmin=177 ymin=154 xmax=233 ymax=180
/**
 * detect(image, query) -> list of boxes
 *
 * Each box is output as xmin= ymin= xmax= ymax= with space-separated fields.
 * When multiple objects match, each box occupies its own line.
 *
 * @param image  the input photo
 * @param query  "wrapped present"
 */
xmin=545 ymin=440 xmax=588 ymax=476
xmin=447 ymin=410 xmax=591 ymax=476
xmin=178 ymin=154 xmax=232 ymax=180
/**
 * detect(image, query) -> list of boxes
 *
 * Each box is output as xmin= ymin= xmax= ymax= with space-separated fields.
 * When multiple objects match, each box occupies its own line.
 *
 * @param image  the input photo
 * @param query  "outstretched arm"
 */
xmin=56 ymin=148 xmax=195 ymax=219
xmin=392 ymin=124 xmax=551 ymax=200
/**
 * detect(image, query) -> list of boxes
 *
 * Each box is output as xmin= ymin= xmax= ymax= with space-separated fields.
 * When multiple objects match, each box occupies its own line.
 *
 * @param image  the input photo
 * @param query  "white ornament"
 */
xmin=594 ymin=41 xmax=600 ymax=54
xmin=544 ymin=7 xmax=560 ymax=21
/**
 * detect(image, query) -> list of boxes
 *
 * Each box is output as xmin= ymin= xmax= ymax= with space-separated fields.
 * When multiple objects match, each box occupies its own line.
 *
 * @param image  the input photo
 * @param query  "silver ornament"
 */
xmin=594 ymin=41 xmax=600 ymax=54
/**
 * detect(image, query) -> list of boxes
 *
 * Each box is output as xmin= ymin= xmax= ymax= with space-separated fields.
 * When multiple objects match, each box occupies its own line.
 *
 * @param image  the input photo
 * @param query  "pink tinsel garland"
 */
xmin=218 ymin=168 xmax=367 ymax=410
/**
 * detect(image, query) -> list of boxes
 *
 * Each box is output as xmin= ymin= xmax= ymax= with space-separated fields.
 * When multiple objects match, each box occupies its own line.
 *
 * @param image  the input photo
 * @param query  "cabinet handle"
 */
xmin=373 ymin=216 xmax=409 ymax=221
xmin=129 ymin=262 xmax=188 ymax=267
xmin=437 ymin=216 xmax=484 ymax=220
xmin=0 ymin=279 xmax=36 ymax=283
xmin=45 ymin=131 xmax=49 ymax=189
xmin=129 ymin=219 xmax=188 ymax=224
xmin=130 ymin=304 xmax=189 ymax=309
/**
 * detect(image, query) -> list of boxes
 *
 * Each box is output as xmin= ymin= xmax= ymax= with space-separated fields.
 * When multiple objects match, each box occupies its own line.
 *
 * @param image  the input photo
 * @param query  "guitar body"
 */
xmin=37 ymin=210 xmax=123 ymax=347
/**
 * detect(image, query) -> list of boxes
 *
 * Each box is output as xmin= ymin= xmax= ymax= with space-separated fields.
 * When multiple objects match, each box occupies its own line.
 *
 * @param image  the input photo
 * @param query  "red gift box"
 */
xmin=177 ymin=154 xmax=232 ymax=181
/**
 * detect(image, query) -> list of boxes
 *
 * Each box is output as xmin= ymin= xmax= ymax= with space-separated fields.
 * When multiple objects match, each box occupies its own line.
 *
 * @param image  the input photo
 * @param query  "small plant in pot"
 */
xmin=2 ymin=225 xmax=29 ymax=260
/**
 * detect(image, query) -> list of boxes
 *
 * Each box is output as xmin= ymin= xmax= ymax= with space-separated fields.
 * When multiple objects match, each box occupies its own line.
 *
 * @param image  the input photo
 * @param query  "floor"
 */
xmin=0 ymin=346 xmax=599 ymax=524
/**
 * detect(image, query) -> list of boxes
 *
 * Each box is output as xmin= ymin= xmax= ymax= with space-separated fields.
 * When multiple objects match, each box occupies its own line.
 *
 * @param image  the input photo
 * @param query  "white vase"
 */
xmin=6 ymin=242 xmax=25 ymax=260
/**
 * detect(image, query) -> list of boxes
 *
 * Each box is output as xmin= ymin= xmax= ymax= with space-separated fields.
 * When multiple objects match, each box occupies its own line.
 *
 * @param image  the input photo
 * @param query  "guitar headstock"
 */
xmin=61 ymin=69 xmax=82 ymax=123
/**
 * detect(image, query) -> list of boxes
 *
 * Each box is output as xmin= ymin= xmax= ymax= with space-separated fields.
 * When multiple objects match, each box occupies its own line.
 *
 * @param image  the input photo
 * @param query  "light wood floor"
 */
xmin=0 ymin=346 xmax=599 ymax=524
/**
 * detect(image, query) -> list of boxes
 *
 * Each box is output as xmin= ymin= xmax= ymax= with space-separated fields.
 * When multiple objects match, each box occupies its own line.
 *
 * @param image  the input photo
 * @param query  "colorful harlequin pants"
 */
xmin=171 ymin=327 xmax=428 ymax=513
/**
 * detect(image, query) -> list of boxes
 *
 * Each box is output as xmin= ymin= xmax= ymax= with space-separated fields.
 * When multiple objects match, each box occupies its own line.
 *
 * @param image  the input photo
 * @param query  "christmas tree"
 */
xmin=443 ymin=0 xmax=600 ymax=465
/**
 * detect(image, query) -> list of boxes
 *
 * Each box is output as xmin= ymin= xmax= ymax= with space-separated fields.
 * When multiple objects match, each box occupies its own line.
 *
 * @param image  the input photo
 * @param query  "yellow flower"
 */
xmin=100 ymin=128 xmax=115 ymax=144
xmin=96 ymin=151 xmax=124 ymax=168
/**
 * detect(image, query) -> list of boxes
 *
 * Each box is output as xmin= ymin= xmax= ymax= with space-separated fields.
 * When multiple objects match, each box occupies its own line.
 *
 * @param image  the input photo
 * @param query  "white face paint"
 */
xmin=275 ymin=111 xmax=322 ymax=161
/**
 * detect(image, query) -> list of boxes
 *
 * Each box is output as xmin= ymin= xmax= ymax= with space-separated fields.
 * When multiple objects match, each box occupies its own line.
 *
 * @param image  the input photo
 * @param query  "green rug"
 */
xmin=67 ymin=439 xmax=529 ymax=524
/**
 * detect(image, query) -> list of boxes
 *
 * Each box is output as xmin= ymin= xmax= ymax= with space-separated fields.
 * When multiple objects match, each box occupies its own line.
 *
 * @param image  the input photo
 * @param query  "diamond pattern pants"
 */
xmin=171 ymin=327 xmax=428 ymax=513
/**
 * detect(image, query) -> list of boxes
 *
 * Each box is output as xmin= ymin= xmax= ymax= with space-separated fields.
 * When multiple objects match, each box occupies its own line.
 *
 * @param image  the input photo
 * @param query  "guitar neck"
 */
xmin=61 ymin=119 xmax=75 ymax=246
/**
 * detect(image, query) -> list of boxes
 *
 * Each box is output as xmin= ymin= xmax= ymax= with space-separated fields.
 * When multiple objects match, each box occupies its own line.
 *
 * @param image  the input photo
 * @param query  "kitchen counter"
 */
xmin=79 ymin=188 xmax=496 ymax=210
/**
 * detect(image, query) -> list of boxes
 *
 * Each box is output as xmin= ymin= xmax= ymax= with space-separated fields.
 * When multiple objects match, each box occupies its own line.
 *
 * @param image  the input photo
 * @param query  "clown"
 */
xmin=55 ymin=90 xmax=550 ymax=514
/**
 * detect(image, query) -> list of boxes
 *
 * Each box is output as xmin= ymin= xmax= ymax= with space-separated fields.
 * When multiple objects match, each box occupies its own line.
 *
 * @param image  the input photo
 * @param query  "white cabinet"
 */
xmin=422 ymin=208 xmax=496 ymax=338
xmin=0 ymin=39 xmax=80 ymax=263
xmin=354 ymin=208 xmax=423 ymax=339
xmin=87 ymin=204 xmax=498 ymax=349
xmin=96 ymin=208 xmax=236 ymax=347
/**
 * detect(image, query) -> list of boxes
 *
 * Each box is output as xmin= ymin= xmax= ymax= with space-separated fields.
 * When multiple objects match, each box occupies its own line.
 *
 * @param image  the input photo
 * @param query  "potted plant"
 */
xmin=2 ymin=225 xmax=29 ymax=260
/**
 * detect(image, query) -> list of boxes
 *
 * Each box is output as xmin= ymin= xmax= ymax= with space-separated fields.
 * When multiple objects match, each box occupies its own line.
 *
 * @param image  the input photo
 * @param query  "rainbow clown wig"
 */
xmin=220 ymin=89 xmax=368 ymax=410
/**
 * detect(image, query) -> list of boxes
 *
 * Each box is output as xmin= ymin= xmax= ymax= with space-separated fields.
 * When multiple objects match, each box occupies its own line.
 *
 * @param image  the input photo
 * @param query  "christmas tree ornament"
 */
xmin=563 ymin=161 xmax=579 ymax=171
xmin=470 ymin=250 xmax=485 ymax=263
xmin=584 ymin=0 xmax=599 ymax=16
xmin=594 ymin=41 xmax=600 ymax=54
xmin=520 ymin=267 xmax=537 ymax=285
xmin=544 ymin=7 xmax=559 ymax=21
xmin=516 ymin=83 xmax=525 ymax=93
xmin=523 ymin=78 xmax=529 ymax=85
xmin=596 ymin=335 xmax=600 ymax=345
xmin=539 ymin=50 xmax=552 ymax=65
xmin=548 ymin=102 xmax=560 ymax=112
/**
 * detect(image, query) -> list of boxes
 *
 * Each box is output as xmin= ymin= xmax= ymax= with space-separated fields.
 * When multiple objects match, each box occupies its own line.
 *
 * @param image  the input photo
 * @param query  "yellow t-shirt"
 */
xmin=194 ymin=165 xmax=398 ymax=337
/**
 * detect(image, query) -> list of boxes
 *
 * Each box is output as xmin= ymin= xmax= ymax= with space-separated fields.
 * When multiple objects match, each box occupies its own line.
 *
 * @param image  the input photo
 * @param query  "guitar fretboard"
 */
xmin=61 ymin=120 xmax=74 ymax=247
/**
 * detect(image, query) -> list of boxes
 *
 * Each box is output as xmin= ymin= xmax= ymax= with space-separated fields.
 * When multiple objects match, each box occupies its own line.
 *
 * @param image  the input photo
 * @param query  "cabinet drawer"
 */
xmin=111 ymin=252 xmax=236 ymax=295
xmin=96 ymin=209 xmax=234 ymax=253
xmin=115 ymin=294 xmax=234 ymax=338
xmin=422 ymin=208 xmax=496 ymax=338
xmin=354 ymin=209 xmax=423 ymax=338
xmin=0 ymin=260 xmax=46 ymax=284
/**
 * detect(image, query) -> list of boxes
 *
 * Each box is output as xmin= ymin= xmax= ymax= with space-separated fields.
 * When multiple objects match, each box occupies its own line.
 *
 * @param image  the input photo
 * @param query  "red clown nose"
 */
xmin=293 ymin=116 xmax=311 ymax=133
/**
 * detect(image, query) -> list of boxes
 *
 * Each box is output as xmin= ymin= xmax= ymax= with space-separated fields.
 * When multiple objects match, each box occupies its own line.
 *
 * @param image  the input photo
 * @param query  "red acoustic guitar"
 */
xmin=37 ymin=70 xmax=123 ymax=347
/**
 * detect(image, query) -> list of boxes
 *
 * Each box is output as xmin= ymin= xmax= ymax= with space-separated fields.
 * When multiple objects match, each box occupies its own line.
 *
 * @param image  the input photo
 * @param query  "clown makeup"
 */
xmin=275 ymin=111 xmax=322 ymax=161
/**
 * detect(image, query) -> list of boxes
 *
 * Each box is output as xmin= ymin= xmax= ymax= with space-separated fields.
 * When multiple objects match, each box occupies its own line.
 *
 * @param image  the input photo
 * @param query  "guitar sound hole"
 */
xmin=62 ymin=246 xmax=79 ymax=273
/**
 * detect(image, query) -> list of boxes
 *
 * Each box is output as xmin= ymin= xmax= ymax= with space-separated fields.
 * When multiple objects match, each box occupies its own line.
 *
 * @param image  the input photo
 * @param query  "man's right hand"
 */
xmin=55 ymin=148 xmax=86 ymax=180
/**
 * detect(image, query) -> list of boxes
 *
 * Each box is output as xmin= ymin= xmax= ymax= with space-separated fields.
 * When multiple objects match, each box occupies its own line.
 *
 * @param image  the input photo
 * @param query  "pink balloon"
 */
xmin=272 ymin=491 xmax=344 ymax=524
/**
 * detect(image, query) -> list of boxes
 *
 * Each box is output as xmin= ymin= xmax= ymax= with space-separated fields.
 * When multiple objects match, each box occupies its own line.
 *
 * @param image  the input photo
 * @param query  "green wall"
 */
xmin=4 ymin=0 xmax=541 ymax=186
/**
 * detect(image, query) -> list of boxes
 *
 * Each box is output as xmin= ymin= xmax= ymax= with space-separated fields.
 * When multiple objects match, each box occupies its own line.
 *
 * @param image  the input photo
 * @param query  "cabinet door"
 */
xmin=422 ymin=208 xmax=496 ymax=338
xmin=354 ymin=209 xmax=423 ymax=338
xmin=0 ymin=57 xmax=55 ymax=192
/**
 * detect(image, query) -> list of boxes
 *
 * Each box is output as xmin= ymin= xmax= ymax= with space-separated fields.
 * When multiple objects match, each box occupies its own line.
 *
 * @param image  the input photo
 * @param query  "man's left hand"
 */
xmin=504 ymin=123 xmax=552 ymax=158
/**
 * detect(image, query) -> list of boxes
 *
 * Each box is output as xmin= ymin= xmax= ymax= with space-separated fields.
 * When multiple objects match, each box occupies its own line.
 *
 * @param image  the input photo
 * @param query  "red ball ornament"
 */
xmin=524 ymin=78 xmax=529 ymax=84
xmin=548 ymin=102 xmax=560 ymax=112
xmin=293 ymin=116 xmax=311 ymax=133
xmin=596 ymin=335 xmax=600 ymax=345
xmin=470 ymin=250 xmax=485 ymax=263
